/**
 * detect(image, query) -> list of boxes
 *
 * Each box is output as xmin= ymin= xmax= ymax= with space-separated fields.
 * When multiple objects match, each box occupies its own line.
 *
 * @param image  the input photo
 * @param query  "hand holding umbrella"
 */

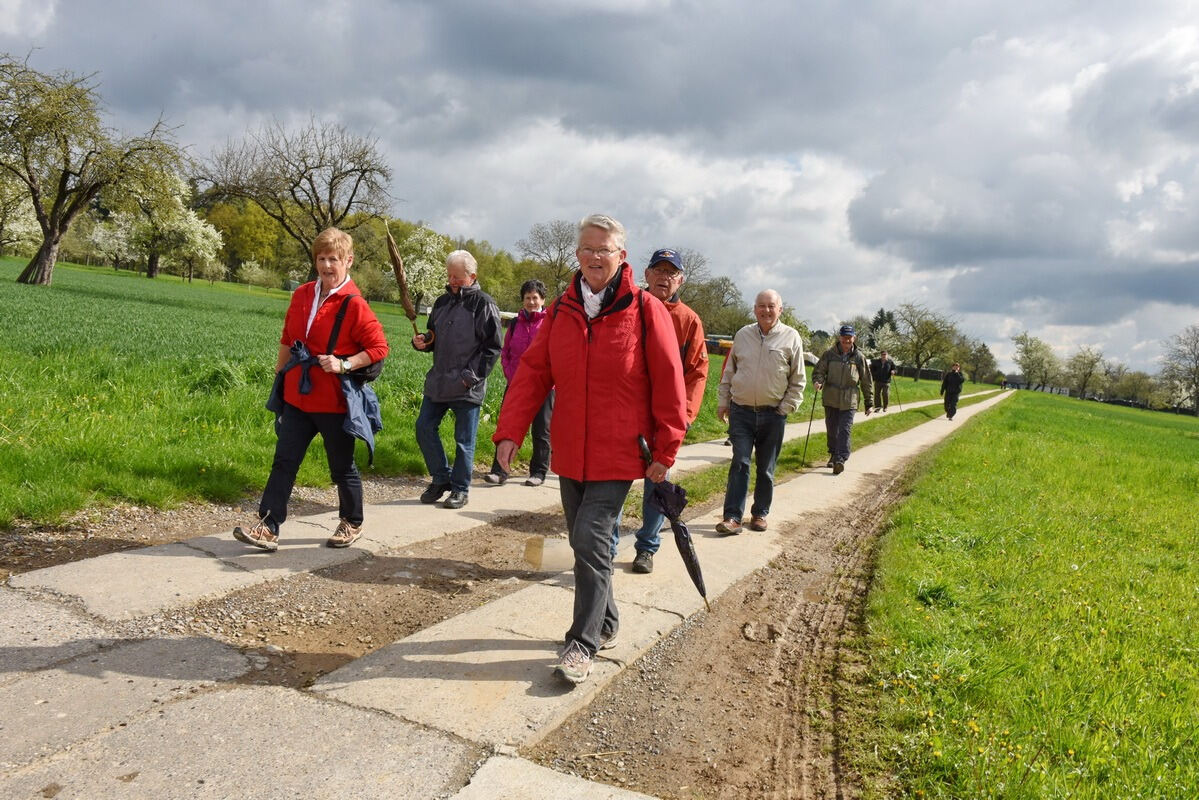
xmin=638 ymin=435 xmax=711 ymax=612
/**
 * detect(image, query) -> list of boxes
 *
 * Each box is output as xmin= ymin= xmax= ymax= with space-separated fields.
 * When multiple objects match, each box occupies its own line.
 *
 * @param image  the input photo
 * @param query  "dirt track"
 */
xmin=2 ymin=467 xmax=903 ymax=799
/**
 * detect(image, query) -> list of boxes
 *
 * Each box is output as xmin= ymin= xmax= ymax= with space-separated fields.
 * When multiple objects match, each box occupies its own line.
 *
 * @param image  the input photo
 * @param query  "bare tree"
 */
xmin=1064 ymin=346 xmax=1104 ymax=399
xmin=894 ymin=302 xmax=957 ymax=380
xmin=1 ymin=56 xmax=183 ymax=285
xmin=202 ymin=117 xmax=391 ymax=266
xmin=1161 ymin=324 xmax=1199 ymax=414
xmin=674 ymin=247 xmax=711 ymax=302
xmin=516 ymin=219 xmax=578 ymax=295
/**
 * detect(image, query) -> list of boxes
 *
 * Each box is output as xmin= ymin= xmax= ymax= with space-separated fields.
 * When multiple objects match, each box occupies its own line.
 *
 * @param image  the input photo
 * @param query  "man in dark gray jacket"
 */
xmin=412 ymin=250 xmax=501 ymax=509
xmin=813 ymin=324 xmax=873 ymax=475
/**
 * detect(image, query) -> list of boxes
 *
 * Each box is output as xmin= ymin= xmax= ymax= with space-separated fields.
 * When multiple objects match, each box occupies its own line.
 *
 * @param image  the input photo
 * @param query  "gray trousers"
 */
xmin=560 ymin=478 xmax=632 ymax=657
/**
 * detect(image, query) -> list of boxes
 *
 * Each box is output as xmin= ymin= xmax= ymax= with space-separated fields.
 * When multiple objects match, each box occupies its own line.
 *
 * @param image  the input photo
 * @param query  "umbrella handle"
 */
xmin=637 ymin=434 xmax=653 ymax=466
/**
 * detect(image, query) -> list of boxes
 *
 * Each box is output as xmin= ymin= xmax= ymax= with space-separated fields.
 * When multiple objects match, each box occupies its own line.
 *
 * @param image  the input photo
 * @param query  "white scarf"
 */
xmin=580 ymin=278 xmax=605 ymax=319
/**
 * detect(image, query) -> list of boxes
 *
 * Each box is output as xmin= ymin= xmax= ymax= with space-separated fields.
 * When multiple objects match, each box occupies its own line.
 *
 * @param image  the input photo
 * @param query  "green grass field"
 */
xmin=853 ymin=391 xmax=1199 ymax=798
xmin=0 ymin=258 xmax=963 ymax=525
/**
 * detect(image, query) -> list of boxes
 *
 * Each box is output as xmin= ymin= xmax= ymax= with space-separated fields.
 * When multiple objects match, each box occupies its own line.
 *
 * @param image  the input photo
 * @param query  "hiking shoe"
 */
xmin=748 ymin=516 xmax=768 ymax=532
xmin=326 ymin=519 xmax=362 ymax=548
xmin=420 ymin=482 xmax=450 ymax=504
xmin=833 ymin=461 xmax=845 ymax=475
xmin=723 ymin=438 xmax=732 ymax=446
xmin=233 ymin=521 xmax=278 ymax=552
xmin=554 ymin=640 xmax=593 ymax=685
xmin=482 ymin=472 xmax=506 ymax=485
xmin=443 ymin=490 xmax=468 ymax=509
xmin=826 ymin=459 xmax=835 ymax=468
xmin=598 ymin=629 xmax=618 ymax=650
xmin=716 ymin=518 xmax=742 ymax=535
xmin=524 ymin=476 xmax=545 ymax=487
xmin=632 ymin=550 xmax=654 ymax=574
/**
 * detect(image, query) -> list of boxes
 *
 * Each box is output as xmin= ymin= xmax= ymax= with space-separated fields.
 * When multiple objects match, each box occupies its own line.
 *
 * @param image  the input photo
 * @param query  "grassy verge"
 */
xmin=850 ymin=391 xmax=1199 ymax=798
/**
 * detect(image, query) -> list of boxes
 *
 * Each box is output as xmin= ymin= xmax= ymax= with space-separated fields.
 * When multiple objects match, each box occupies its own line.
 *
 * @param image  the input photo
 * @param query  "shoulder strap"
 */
xmin=326 ymin=294 xmax=360 ymax=355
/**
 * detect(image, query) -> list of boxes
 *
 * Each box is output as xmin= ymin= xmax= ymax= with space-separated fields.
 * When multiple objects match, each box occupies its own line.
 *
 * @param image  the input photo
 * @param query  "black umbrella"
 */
xmin=638 ymin=436 xmax=711 ymax=612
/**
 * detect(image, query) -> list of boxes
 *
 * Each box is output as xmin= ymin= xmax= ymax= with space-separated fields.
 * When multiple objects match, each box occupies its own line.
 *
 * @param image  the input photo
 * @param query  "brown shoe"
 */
xmin=233 ymin=521 xmax=278 ymax=552
xmin=748 ymin=516 xmax=768 ymax=531
xmin=326 ymin=519 xmax=362 ymax=548
xmin=715 ymin=518 xmax=742 ymax=535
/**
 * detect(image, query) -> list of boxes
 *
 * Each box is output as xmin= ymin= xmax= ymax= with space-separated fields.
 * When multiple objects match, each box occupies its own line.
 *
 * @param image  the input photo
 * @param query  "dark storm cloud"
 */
xmin=3 ymin=0 xmax=1196 ymax=369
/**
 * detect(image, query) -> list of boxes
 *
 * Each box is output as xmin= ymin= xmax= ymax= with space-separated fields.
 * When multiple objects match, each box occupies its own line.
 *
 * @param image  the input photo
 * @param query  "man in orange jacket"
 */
xmin=494 ymin=214 xmax=686 ymax=686
xmin=612 ymin=247 xmax=708 ymax=575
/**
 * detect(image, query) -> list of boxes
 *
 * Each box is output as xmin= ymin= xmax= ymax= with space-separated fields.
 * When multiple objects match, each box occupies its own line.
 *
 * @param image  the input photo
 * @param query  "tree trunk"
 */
xmin=17 ymin=236 xmax=60 ymax=285
xmin=146 ymin=252 xmax=160 ymax=278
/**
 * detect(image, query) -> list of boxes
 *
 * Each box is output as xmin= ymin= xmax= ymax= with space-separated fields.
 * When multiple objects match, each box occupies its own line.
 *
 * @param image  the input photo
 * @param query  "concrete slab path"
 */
xmin=0 ymin=390 xmax=1009 ymax=798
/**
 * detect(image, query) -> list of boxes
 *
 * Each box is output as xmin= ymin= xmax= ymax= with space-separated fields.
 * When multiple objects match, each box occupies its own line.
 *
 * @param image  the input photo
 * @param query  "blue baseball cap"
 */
xmin=839 ymin=324 xmax=855 ymax=336
xmin=648 ymin=248 xmax=683 ymax=272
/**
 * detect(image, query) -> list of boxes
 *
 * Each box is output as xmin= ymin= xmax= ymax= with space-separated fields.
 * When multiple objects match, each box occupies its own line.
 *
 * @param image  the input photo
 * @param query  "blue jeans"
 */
xmin=722 ymin=403 xmax=787 ymax=522
xmin=609 ymin=476 xmax=666 ymax=558
xmin=824 ymin=406 xmax=856 ymax=462
xmin=415 ymin=396 xmax=481 ymax=492
xmin=561 ymin=478 xmax=632 ymax=657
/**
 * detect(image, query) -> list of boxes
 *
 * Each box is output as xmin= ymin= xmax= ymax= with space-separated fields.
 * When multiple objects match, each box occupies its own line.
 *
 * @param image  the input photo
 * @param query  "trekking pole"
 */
xmin=800 ymin=388 xmax=820 ymax=468
xmin=892 ymin=377 xmax=904 ymax=411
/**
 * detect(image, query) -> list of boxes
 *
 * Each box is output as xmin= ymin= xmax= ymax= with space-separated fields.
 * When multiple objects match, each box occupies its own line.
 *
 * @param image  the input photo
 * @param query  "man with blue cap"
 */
xmin=612 ymin=248 xmax=709 ymax=574
xmin=812 ymin=324 xmax=873 ymax=474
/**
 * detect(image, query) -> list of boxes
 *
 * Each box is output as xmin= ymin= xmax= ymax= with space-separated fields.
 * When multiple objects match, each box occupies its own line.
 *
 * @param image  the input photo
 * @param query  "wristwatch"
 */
xmin=341 ymin=358 xmax=352 ymax=374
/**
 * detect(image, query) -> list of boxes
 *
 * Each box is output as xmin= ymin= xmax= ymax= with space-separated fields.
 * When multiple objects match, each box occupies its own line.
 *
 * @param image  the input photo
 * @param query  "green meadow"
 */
xmin=854 ymin=391 xmax=1199 ymax=798
xmin=0 ymin=258 xmax=960 ymax=525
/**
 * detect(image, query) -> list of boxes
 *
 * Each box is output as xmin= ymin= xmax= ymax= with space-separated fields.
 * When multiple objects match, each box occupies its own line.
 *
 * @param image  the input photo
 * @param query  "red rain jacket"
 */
xmin=494 ymin=265 xmax=686 ymax=481
xmin=279 ymin=280 xmax=389 ymax=414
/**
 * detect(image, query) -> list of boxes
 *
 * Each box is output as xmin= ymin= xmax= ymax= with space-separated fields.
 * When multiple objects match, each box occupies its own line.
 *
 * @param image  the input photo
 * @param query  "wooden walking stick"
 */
xmin=382 ymin=220 xmax=423 ymax=339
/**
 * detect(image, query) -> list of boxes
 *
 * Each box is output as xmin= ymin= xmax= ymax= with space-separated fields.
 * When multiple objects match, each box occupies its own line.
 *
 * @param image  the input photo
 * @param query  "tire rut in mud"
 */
xmin=527 ymin=470 xmax=903 ymax=800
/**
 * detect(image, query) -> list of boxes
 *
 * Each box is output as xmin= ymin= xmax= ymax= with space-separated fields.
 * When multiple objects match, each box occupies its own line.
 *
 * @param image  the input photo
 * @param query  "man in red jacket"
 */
xmin=494 ymin=214 xmax=686 ymax=685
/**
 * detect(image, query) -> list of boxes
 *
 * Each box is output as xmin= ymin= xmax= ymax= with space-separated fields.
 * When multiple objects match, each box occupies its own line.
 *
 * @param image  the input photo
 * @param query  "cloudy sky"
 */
xmin=5 ymin=0 xmax=1198 ymax=371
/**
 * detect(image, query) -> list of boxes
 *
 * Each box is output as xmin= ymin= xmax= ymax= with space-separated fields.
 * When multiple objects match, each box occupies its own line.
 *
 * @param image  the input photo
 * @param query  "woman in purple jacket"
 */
xmin=485 ymin=279 xmax=554 ymax=486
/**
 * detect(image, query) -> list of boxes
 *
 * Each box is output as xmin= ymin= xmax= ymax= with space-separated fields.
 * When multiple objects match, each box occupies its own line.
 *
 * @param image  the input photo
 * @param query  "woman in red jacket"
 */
xmin=494 ymin=214 xmax=686 ymax=685
xmin=234 ymin=228 xmax=389 ymax=552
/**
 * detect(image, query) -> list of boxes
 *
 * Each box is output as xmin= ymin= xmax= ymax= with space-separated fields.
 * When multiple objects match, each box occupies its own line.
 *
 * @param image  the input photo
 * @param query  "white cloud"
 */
xmin=0 ymin=0 xmax=54 ymax=37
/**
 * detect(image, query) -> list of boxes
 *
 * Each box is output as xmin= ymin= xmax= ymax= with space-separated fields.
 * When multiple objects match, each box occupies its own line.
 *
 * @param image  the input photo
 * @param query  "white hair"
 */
xmin=577 ymin=214 xmax=626 ymax=249
xmin=445 ymin=249 xmax=478 ymax=275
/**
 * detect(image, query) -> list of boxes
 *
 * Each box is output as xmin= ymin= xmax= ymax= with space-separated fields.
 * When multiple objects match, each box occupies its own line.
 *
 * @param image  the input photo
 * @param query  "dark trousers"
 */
xmin=824 ymin=406 xmax=857 ymax=463
xmin=491 ymin=389 xmax=554 ymax=479
xmin=722 ymin=402 xmax=787 ymax=522
xmin=560 ymin=477 xmax=631 ymax=657
xmin=873 ymin=382 xmax=891 ymax=410
xmin=258 ymin=402 xmax=362 ymax=535
xmin=944 ymin=392 xmax=960 ymax=419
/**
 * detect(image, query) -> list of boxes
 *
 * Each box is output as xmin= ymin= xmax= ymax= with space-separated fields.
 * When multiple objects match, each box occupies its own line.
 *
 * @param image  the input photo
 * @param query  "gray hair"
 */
xmin=577 ymin=214 xmax=626 ymax=250
xmin=445 ymin=249 xmax=478 ymax=276
xmin=755 ymin=289 xmax=782 ymax=306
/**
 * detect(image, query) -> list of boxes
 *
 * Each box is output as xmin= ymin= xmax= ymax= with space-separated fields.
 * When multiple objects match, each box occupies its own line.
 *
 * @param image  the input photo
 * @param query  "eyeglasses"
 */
xmin=578 ymin=247 xmax=621 ymax=258
xmin=649 ymin=266 xmax=683 ymax=278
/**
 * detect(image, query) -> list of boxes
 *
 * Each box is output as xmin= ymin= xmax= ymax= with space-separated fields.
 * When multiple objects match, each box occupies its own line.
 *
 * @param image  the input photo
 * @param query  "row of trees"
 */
xmin=1012 ymin=327 xmax=1199 ymax=413
xmin=1 ymin=55 xmax=772 ymax=330
xmin=808 ymin=304 xmax=1000 ymax=383
xmin=7 ymin=53 xmax=1194 ymax=410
